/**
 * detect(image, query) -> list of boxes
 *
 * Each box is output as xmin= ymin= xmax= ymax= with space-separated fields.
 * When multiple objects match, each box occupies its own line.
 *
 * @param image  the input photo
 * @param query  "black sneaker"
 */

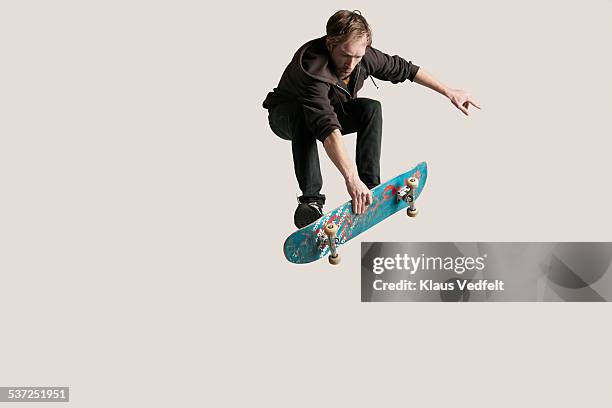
xmin=294 ymin=201 xmax=324 ymax=229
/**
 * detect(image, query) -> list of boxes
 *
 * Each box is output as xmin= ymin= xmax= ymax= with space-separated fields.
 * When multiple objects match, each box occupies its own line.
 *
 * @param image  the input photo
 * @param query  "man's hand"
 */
xmin=447 ymin=89 xmax=481 ymax=116
xmin=345 ymin=175 xmax=372 ymax=215
xmin=413 ymin=69 xmax=481 ymax=116
xmin=322 ymin=130 xmax=372 ymax=214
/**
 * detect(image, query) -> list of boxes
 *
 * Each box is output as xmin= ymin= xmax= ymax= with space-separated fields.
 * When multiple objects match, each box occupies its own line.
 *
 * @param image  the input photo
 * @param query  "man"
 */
xmin=263 ymin=10 xmax=480 ymax=228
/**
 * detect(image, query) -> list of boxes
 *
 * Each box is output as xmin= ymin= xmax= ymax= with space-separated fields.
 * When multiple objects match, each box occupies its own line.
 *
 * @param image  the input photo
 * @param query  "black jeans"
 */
xmin=268 ymin=97 xmax=382 ymax=205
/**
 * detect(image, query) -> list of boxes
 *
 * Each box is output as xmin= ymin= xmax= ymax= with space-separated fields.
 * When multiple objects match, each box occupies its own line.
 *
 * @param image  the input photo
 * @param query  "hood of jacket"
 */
xmin=293 ymin=36 xmax=340 ymax=85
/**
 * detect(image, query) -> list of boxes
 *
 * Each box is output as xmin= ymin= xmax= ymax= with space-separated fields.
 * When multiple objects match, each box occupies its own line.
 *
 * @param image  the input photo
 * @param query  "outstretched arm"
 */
xmin=323 ymin=130 xmax=372 ymax=215
xmin=413 ymin=68 xmax=481 ymax=116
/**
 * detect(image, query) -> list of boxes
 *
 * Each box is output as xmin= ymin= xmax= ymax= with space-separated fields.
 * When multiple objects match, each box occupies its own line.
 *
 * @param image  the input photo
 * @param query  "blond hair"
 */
xmin=326 ymin=10 xmax=372 ymax=47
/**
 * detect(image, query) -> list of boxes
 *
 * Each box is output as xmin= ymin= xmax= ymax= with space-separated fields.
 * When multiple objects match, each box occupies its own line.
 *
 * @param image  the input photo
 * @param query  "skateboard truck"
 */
xmin=396 ymin=177 xmax=419 ymax=217
xmin=322 ymin=223 xmax=341 ymax=265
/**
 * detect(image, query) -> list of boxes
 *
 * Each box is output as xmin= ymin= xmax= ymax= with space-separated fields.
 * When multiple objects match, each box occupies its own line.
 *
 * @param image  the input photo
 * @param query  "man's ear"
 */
xmin=325 ymin=38 xmax=333 ymax=52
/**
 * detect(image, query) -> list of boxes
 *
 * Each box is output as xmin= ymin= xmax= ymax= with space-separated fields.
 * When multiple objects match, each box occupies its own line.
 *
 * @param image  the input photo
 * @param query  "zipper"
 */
xmin=352 ymin=65 xmax=361 ymax=98
xmin=334 ymin=64 xmax=360 ymax=99
xmin=334 ymin=83 xmax=351 ymax=98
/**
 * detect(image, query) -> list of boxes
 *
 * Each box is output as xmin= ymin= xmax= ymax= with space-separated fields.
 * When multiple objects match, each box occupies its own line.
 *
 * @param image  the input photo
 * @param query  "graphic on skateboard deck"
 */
xmin=283 ymin=161 xmax=428 ymax=264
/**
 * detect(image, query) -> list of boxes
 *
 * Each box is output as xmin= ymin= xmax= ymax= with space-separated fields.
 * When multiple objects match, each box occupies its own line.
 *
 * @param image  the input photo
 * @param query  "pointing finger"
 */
xmin=469 ymin=99 xmax=481 ymax=109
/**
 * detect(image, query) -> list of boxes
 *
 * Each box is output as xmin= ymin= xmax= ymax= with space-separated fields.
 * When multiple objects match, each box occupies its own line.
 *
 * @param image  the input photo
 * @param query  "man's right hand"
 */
xmin=322 ymin=130 xmax=372 ymax=214
xmin=345 ymin=175 xmax=372 ymax=215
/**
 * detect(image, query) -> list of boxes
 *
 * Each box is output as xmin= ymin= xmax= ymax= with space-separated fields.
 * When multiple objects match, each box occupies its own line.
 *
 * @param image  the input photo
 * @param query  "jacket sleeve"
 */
xmin=297 ymin=80 xmax=341 ymax=143
xmin=363 ymin=46 xmax=420 ymax=84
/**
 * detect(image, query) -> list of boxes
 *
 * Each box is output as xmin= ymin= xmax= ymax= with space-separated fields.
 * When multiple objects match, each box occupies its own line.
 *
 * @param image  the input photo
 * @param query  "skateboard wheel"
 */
xmin=407 ymin=208 xmax=419 ymax=217
xmin=328 ymin=253 xmax=341 ymax=265
xmin=324 ymin=223 xmax=338 ymax=237
xmin=407 ymin=177 xmax=419 ymax=190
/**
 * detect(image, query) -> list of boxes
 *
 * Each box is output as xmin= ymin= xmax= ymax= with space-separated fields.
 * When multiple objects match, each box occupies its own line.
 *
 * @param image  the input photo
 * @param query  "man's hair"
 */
xmin=326 ymin=10 xmax=372 ymax=48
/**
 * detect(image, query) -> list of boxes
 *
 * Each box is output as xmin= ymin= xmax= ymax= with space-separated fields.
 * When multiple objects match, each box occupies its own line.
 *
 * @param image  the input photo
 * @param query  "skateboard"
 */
xmin=283 ymin=161 xmax=428 ymax=264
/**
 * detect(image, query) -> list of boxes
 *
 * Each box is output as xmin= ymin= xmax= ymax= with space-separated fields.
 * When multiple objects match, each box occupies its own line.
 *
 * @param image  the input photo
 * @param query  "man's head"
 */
xmin=325 ymin=10 xmax=372 ymax=80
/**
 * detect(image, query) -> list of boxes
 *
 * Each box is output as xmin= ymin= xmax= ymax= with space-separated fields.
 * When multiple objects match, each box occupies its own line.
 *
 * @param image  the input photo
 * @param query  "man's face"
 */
xmin=328 ymin=35 xmax=368 ymax=80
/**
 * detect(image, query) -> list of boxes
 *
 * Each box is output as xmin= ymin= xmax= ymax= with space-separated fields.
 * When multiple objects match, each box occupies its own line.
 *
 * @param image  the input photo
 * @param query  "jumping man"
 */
xmin=263 ymin=10 xmax=480 ymax=228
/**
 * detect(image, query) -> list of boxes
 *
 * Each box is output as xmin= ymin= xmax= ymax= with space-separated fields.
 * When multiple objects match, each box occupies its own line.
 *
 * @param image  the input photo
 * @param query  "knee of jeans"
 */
xmin=359 ymin=98 xmax=382 ymax=117
xmin=269 ymin=113 xmax=293 ymax=140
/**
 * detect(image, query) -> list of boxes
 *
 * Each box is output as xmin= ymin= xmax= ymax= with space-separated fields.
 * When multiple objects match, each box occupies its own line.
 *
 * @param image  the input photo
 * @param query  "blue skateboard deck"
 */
xmin=283 ymin=161 xmax=428 ymax=264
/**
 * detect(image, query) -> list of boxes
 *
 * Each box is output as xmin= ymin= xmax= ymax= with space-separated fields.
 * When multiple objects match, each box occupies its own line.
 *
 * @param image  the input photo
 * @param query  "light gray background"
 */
xmin=1 ymin=0 xmax=611 ymax=406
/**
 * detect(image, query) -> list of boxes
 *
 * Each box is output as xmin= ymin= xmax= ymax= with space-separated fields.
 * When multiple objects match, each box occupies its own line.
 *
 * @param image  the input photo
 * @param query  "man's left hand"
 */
xmin=447 ymin=89 xmax=481 ymax=116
